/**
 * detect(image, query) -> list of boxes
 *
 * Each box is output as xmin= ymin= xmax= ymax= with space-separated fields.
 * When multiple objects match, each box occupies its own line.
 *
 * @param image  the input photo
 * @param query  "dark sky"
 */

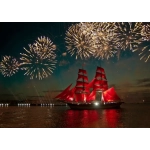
xmin=0 ymin=22 xmax=150 ymax=103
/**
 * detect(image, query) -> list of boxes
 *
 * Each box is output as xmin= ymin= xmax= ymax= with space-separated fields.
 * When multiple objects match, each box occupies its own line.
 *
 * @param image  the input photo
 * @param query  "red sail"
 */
xmin=101 ymin=74 xmax=107 ymax=80
xmin=93 ymin=85 xmax=108 ymax=91
xmin=95 ymin=72 xmax=107 ymax=80
xmin=92 ymin=66 xmax=108 ymax=92
xmin=54 ymin=84 xmax=72 ymax=99
xmin=75 ymin=87 xmax=84 ymax=92
xmin=74 ymin=68 xmax=90 ymax=103
xmin=86 ymin=91 xmax=96 ymax=102
xmin=76 ymin=81 xmax=88 ymax=87
xmin=77 ymin=74 xmax=88 ymax=82
xmin=94 ymin=79 xmax=108 ymax=86
xmin=93 ymin=79 xmax=108 ymax=91
xmin=78 ymin=69 xmax=87 ymax=75
xmin=75 ymin=93 xmax=89 ymax=102
xmin=65 ymin=87 xmax=76 ymax=102
xmin=96 ymin=67 xmax=105 ymax=73
xmin=61 ymin=90 xmax=70 ymax=100
xmin=75 ymin=93 xmax=82 ymax=102
xmin=75 ymin=87 xmax=90 ymax=93
xmin=102 ymin=87 xmax=121 ymax=102
xmin=86 ymin=78 xmax=95 ymax=89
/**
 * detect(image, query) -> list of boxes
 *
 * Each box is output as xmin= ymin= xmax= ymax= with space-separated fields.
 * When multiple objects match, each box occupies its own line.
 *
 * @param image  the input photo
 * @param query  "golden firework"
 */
xmin=138 ymin=24 xmax=150 ymax=62
xmin=89 ymin=22 xmax=118 ymax=60
xmin=65 ymin=23 xmax=95 ymax=59
xmin=20 ymin=44 xmax=57 ymax=80
xmin=139 ymin=45 xmax=150 ymax=62
xmin=93 ymin=39 xmax=117 ymax=60
xmin=91 ymin=22 xmax=117 ymax=42
xmin=115 ymin=22 xmax=143 ymax=51
xmin=33 ymin=36 xmax=56 ymax=59
xmin=0 ymin=56 xmax=20 ymax=77
xmin=78 ymin=22 xmax=96 ymax=35
xmin=141 ymin=24 xmax=150 ymax=41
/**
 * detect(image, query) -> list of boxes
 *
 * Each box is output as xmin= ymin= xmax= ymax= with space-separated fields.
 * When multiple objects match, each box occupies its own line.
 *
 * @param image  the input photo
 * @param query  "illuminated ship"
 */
xmin=55 ymin=66 xmax=124 ymax=110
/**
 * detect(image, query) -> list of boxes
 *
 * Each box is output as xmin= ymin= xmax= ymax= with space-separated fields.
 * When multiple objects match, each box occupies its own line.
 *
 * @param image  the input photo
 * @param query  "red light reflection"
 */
xmin=64 ymin=110 xmax=99 ymax=128
xmin=104 ymin=109 xmax=120 ymax=128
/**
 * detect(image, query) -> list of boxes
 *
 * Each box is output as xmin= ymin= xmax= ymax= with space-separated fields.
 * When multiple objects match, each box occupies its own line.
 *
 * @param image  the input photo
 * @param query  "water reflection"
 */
xmin=64 ymin=110 xmax=99 ymax=127
xmin=103 ymin=109 xmax=121 ymax=128
xmin=0 ymin=105 xmax=139 ymax=128
xmin=0 ymin=106 xmax=123 ymax=127
xmin=63 ymin=109 xmax=123 ymax=128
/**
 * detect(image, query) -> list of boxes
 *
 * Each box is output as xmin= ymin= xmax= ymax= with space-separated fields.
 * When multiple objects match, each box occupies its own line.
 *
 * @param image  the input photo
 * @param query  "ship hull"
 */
xmin=67 ymin=102 xmax=124 ymax=110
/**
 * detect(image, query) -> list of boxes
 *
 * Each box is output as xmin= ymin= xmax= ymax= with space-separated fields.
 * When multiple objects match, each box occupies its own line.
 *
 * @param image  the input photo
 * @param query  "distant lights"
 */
xmin=0 ymin=103 xmax=9 ymax=107
xmin=18 ymin=103 xmax=30 ymax=107
xmin=41 ymin=103 xmax=54 ymax=107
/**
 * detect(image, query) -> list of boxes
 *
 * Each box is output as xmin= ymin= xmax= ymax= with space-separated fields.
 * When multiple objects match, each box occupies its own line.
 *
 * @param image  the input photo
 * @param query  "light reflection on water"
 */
xmin=0 ymin=103 xmax=150 ymax=128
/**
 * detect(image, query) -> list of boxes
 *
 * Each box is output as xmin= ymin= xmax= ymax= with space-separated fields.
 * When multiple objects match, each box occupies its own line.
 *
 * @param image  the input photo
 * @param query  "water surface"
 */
xmin=0 ymin=103 xmax=150 ymax=128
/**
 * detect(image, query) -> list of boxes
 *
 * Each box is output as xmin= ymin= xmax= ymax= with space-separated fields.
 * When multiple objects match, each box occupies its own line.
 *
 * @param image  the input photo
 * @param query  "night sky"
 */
xmin=0 ymin=22 xmax=150 ymax=103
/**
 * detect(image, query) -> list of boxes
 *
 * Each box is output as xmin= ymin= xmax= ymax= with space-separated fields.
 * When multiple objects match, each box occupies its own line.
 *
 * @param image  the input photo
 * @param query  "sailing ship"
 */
xmin=55 ymin=66 xmax=124 ymax=110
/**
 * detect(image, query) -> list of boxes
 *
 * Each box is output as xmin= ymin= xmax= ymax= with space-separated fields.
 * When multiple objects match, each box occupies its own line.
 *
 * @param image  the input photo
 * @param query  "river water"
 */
xmin=0 ymin=103 xmax=150 ymax=128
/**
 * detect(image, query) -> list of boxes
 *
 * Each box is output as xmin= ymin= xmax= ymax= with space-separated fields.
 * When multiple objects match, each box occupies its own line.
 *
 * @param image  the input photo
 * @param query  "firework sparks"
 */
xmin=78 ymin=22 xmax=96 ymax=36
xmin=139 ymin=44 xmax=150 ymax=62
xmin=115 ymin=22 xmax=143 ymax=51
xmin=138 ymin=24 xmax=150 ymax=62
xmin=141 ymin=24 xmax=150 ymax=41
xmin=65 ymin=23 xmax=95 ymax=59
xmin=20 ymin=44 xmax=57 ymax=80
xmin=0 ymin=56 xmax=20 ymax=77
xmin=33 ymin=36 xmax=56 ymax=59
xmin=91 ymin=22 xmax=117 ymax=42
xmin=93 ymin=39 xmax=117 ymax=60
xmin=62 ymin=52 xmax=67 ymax=56
xmin=88 ymin=22 xmax=118 ymax=60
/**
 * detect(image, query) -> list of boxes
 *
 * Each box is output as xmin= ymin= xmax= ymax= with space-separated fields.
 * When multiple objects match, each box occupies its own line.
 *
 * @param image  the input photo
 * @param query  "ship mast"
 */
xmin=99 ymin=59 xmax=101 ymax=86
xmin=82 ymin=63 xmax=84 ymax=92
xmin=82 ymin=63 xmax=87 ymax=103
xmin=100 ymin=60 xmax=102 ymax=102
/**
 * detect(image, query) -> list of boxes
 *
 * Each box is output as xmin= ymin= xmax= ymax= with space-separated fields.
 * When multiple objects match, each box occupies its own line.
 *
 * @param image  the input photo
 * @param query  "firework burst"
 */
xmin=33 ymin=36 xmax=56 ymax=59
xmin=88 ymin=22 xmax=118 ymax=60
xmin=20 ymin=44 xmax=57 ymax=80
xmin=115 ymin=22 xmax=143 ymax=51
xmin=139 ymin=42 xmax=150 ymax=62
xmin=0 ymin=56 xmax=20 ymax=77
xmin=65 ymin=23 xmax=95 ymax=59
xmin=138 ymin=24 xmax=150 ymax=62
xmin=91 ymin=22 xmax=117 ymax=42
xmin=78 ymin=22 xmax=96 ymax=36
xmin=93 ymin=39 xmax=117 ymax=60
xmin=141 ymin=24 xmax=150 ymax=41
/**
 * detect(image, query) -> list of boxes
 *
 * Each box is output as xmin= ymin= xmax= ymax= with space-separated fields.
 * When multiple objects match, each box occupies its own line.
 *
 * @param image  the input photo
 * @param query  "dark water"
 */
xmin=0 ymin=103 xmax=150 ymax=128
